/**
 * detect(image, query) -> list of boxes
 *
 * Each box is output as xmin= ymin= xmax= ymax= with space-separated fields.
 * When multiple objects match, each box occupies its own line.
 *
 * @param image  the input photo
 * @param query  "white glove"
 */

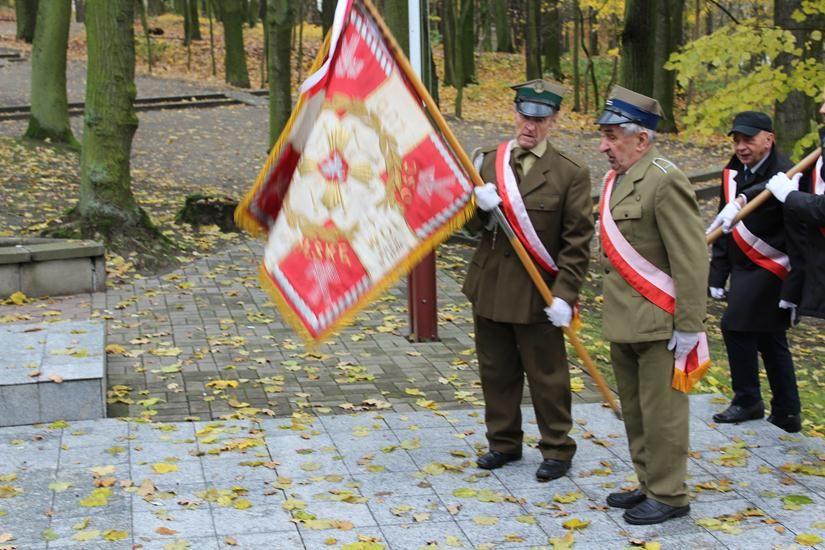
xmin=766 ymin=172 xmax=801 ymax=203
xmin=779 ymin=299 xmax=799 ymax=324
xmin=706 ymin=200 xmax=741 ymax=234
xmin=544 ymin=298 xmax=572 ymax=328
xmin=473 ymin=183 xmax=501 ymax=212
xmin=709 ymin=287 xmax=725 ymax=300
xmin=667 ymin=330 xmax=701 ymax=360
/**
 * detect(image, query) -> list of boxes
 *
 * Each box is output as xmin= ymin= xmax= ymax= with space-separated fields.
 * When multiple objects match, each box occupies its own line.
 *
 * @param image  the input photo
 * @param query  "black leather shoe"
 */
xmin=535 ymin=458 xmax=571 ymax=481
xmin=606 ymin=488 xmax=646 ymax=509
xmin=712 ymin=402 xmax=764 ymax=424
xmin=476 ymin=450 xmax=521 ymax=470
xmin=623 ymin=499 xmax=690 ymax=525
xmin=767 ymin=412 xmax=802 ymax=433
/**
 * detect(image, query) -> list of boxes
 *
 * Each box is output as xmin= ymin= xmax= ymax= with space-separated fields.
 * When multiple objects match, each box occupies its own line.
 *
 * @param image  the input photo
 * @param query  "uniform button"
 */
xmin=635 ymin=194 xmax=641 ymax=201
xmin=604 ymin=268 xmax=610 ymax=274
xmin=539 ymin=203 xmax=545 ymax=208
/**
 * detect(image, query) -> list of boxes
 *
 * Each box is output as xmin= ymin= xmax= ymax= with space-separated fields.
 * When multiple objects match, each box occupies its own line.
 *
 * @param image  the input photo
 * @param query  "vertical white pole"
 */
xmin=408 ymin=0 xmax=421 ymax=77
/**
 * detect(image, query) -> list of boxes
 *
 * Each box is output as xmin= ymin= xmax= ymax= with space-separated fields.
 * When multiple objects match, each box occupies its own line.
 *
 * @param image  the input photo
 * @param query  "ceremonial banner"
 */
xmin=236 ymin=0 xmax=474 ymax=341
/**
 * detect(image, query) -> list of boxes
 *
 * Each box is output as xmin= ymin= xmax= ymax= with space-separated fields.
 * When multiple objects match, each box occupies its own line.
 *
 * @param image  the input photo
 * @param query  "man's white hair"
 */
xmin=619 ymin=122 xmax=656 ymax=142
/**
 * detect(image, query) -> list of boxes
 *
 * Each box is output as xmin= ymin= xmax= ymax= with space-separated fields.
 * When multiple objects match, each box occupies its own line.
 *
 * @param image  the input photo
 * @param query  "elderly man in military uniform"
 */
xmin=596 ymin=86 xmax=708 ymax=524
xmin=463 ymin=79 xmax=594 ymax=482
xmin=706 ymin=111 xmax=803 ymax=433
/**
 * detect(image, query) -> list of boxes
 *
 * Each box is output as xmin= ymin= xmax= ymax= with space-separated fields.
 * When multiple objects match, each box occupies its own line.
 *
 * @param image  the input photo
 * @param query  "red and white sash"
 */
xmin=599 ymin=170 xmax=710 ymax=393
xmin=495 ymin=140 xmax=558 ymax=276
xmin=813 ymin=157 xmax=825 ymax=236
xmin=723 ymin=169 xmax=791 ymax=280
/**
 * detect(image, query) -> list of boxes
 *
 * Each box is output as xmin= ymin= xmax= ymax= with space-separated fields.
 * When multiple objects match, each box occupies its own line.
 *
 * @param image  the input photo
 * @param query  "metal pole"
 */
xmin=405 ymin=0 xmax=439 ymax=342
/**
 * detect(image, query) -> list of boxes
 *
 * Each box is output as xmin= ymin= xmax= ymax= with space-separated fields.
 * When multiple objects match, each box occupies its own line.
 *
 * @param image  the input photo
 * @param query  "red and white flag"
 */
xmin=236 ymin=0 xmax=474 ymax=341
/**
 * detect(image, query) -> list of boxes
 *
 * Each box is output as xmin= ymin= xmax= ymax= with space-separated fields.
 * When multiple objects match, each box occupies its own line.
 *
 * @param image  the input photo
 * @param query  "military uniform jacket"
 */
xmin=462 ymin=140 xmax=594 ymax=324
xmin=709 ymin=147 xmax=803 ymax=331
xmin=600 ymin=146 xmax=708 ymax=343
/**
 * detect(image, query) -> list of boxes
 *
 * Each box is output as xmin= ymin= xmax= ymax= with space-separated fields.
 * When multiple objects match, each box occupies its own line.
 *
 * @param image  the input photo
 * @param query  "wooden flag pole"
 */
xmin=361 ymin=0 xmax=622 ymax=418
xmin=707 ymin=148 xmax=821 ymax=245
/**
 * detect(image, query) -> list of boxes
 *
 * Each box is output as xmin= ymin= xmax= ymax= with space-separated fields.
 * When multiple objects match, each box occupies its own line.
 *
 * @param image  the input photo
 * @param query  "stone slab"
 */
xmin=20 ymin=257 xmax=99 ymax=297
xmin=0 ymin=320 xmax=106 ymax=426
xmin=0 ymin=246 xmax=30 ymax=264
xmin=23 ymin=240 xmax=105 ymax=261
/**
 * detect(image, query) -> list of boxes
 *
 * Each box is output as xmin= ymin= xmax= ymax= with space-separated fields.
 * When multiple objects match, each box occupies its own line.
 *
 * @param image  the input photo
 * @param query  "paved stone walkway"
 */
xmin=1 ymin=395 xmax=823 ymax=549
xmin=0 ymin=239 xmax=607 ymax=422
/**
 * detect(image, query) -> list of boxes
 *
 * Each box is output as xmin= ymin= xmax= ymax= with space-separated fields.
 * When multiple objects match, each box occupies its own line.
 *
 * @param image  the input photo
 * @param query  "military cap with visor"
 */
xmin=512 ymin=79 xmax=565 ymax=118
xmin=728 ymin=111 xmax=773 ymax=137
xmin=597 ymin=85 xmax=664 ymax=130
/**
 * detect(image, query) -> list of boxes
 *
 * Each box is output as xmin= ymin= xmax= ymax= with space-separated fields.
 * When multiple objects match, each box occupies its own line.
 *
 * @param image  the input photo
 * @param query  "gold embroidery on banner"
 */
xmin=325 ymin=94 xmax=403 ymax=212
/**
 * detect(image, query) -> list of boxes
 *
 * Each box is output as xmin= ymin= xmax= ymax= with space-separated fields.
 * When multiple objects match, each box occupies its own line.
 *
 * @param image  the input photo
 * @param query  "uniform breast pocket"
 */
xmin=612 ymin=204 xmax=642 ymax=242
xmin=525 ymin=196 xmax=560 ymax=232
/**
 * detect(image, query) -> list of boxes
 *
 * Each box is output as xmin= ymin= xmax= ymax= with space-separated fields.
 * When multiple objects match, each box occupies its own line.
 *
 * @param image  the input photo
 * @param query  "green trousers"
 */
xmin=611 ymin=339 xmax=689 ymax=507
xmin=476 ymin=314 xmax=576 ymax=461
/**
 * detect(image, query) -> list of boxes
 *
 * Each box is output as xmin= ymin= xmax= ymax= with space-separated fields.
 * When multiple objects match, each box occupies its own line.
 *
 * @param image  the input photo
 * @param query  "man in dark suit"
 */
xmin=765 ymin=94 xmax=825 ymax=321
xmin=707 ymin=111 xmax=804 ymax=433
xmin=463 ymin=79 xmax=594 ymax=482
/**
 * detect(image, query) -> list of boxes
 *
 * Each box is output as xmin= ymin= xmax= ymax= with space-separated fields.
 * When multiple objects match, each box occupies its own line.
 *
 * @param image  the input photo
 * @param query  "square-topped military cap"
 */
xmin=511 ymin=79 xmax=565 ymax=118
xmin=597 ymin=85 xmax=664 ymax=130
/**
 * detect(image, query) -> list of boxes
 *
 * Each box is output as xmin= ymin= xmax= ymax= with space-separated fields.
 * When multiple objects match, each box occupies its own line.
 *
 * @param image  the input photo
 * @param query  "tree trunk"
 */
xmin=137 ymin=0 xmax=154 ymax=73
xmin=188 ymin=0 xmax=201 ymax=40
xmin=384 ymin=0 xmax=409 ymax=55
xmin=267 ymin=0 xmax=293 ymax=147
xmin=247 ymin=0 xmax=259 ymax=27
xmin=652 ymin=0 xmax=683 ymax=132
xmin=208 ymin=0 xmax=217 ymax=76
xmin=620 ymin=0 xmax=656 ymax=96
xmin=774 ymin=0 xmax=821 ymax=154
xmin=79 ymin=0 xmax=152 ymax=234
xmin=479 ymin=0 xmax=492 ymax=51
xmin=493 ymin=0 xmax=513 ymax=53
xmin=218 ymin=0 xmax=251 ymax=88
xmin=25 ymin=0 xmax=76 ymax=146
xmin=321 ymin=0 xmax=335 ymax=37
xmin=453 ymin=4 xmax=464 ymax=118
xmin=543 ymin=0 xmax=562 ymax=80
xmin=443 ymin=0 xmax=455 ymax=86
xmin=525 ymin=0 xmax=541 ymax=79
xmin=459 ymin=0 xmax=475 ymax=83
xmin=572 ymin=0 xmax=581 ymax=111
xmin=75 ymin=0 xmax=85 ymax=22
xmin=588 ymin=8 xmax=599 ymax=56
xmin=15 ymin=0 xmax=38 ymax=42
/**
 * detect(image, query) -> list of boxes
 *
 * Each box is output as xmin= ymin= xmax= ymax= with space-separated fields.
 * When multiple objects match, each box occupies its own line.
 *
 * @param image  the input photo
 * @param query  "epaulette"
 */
xmin=652 ymin=157 xmax=676 ymax=174
xmin=557 ymin=149 xmax=583 ymax=168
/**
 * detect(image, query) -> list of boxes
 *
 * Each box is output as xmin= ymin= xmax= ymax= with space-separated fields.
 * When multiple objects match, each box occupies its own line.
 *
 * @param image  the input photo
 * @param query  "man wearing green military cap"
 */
xmin=596 ymin=85 xmax=709 ymax=524
xmin=463 ymin=79 xmax=594 ymax=482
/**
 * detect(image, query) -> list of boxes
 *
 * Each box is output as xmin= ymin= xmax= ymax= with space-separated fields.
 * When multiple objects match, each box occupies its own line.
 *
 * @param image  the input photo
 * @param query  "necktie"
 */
xmin=743 ymin=168 xmax=753 ymax=184
xmin=514 ymin=147 xmax=531 ymax=180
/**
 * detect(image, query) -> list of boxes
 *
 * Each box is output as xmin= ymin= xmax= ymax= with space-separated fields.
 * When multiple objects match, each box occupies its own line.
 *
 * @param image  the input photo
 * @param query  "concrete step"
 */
xmin=0 ymin=320 xmax=106 ymax=427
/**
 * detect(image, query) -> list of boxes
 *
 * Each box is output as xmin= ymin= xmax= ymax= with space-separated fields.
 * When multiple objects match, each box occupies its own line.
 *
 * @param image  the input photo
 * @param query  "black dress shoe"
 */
xmin=623 ymin=498 xmax=690 ymax=525
xmin=476 ymin=450 xmax=521 ymax=470
xmin=606 ymin=488 xmax=646 ymax=509
xmin=712 ymin=402 xmax=764 ymax=424
xmin=767 ymin=412 xmax=802 ymax=433
xmin=535 ymin=458 xmax=571 ymax=481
